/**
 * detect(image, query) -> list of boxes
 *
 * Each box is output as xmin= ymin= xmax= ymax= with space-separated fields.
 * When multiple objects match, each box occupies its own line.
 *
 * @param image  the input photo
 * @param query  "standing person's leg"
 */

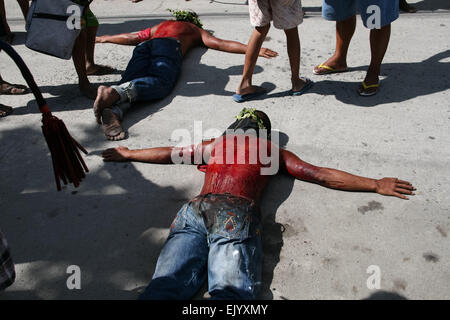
xmin=72 ymin=28 xmax=97 ymax=99
xmin=235 ymin=0 xmax=271 ymax=101
xmin=358 ymin=24 xmax=391 ymax=95
xmin=313 ymin=0 xmax=357 ymax=74
xmin=16 ymin=0 xmax=29 ymax=20
xmin=358 ymin=0 xmax=398 ymax=96
xmin=84 ymin=9 xmax=115 ymax=75
xmin=0 ymin=0 xmax=13 ymax=44
xmin=139 ymin=203 xmax=209 ymax=300
xmin=272 ymin=0 xmax=312 ymax=95
xmin=235 ymin=25 xmax=270 ymax=98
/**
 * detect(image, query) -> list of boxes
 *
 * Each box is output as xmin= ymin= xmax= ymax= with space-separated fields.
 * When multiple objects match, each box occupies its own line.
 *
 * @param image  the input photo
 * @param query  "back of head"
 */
xmin=224 ymin=108 xmax=272 ymax=139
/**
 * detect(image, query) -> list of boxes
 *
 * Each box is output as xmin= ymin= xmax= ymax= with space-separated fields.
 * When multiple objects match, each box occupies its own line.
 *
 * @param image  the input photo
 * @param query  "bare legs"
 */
xmin=361 ymin=23 xmax=391 ymax=93
xmin=314 ymin=15 xmax=392 ymax=95
xmin=237 ymin=24 xmax=307 ymax=95
xmin=284 ymin=27 xmax=307 ymax=92
xmin=72 ymin=28 xmax=97 ymax=99
xmin=236 ymin=25 xmax=270 ymax=96
xmin=72 ymin=25 xmax=116 ymax=99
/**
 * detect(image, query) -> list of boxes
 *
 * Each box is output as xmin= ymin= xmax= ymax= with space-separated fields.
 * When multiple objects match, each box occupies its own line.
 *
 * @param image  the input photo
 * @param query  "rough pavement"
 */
xmin=0 ymin=0 xmax=449 ymax=299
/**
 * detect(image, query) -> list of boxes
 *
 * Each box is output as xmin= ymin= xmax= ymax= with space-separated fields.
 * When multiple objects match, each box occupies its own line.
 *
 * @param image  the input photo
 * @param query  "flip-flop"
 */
xmin=232 ymin=88 xmax=266 ymax=103
xmin=313 ymin=63 xmax=348 ymax=75
xmin=358 ymin=81 xmax=380 ymax=97
xmin=0 ymin=104 xmax=13 ymax=117
xmin=289 ymin=77 xmax=314 ymax=96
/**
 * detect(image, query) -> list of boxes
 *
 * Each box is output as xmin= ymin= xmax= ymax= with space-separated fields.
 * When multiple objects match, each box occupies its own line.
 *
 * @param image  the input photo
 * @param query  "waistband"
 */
xmin=189 ymin=193 xmax=260 ymax=229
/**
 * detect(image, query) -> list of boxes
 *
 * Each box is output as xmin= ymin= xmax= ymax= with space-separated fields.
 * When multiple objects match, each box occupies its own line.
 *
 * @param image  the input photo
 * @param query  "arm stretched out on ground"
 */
xmin=200 ymin=29 xmax=278 ymax=58
xmin=102 ymin=139 xmax=216 ymax=164
xmin=96 ymin=32 xmax=141 ymax=46
xmin=280 ymin=149 xmax=416 ymax=200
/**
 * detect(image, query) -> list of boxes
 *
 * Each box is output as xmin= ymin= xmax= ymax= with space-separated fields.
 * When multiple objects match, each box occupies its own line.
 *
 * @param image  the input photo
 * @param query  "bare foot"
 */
xmin=291 ymin=77 xmax=308 ymax=92
xmin=93 ymin=86 xmax=120 ymax=124
xmin=79 ymin=82 xmax=98 ymax=100
xmin=313 ymin=56 xmax=347 ymax=75
xmin=101 ymin=108 xmax=126 ymax=141
xmin=0 ymin=104 xmax=13 ymax=117
xmin=236 ymin=85 xmax=266 ymax=96
xmin=86 ymin=64 xmax=117 ymax=76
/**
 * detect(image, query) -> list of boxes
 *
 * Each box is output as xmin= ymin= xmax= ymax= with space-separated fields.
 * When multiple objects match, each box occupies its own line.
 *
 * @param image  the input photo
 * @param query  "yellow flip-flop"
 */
xmin=313 ymin=63 xmax=348 ymax=75
xmin=358 ymin=81 xmax=380 ymax=96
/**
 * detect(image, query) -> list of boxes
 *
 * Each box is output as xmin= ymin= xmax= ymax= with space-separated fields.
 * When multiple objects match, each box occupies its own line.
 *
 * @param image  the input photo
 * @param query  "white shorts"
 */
xmin=248 ymin=0 xmax=303 ymax=30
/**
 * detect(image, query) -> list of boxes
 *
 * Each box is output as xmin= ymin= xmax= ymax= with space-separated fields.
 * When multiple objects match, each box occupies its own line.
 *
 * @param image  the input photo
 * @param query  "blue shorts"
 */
xmin=322 ymin=0 xmax=399 ymax=28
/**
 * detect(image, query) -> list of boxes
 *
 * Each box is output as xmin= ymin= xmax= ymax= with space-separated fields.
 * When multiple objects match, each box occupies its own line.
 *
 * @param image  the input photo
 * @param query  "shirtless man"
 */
xmin=94 ymin=15 xmax=277 ymax=141
xmin=102 ymin=108 xmax=416 ymax=299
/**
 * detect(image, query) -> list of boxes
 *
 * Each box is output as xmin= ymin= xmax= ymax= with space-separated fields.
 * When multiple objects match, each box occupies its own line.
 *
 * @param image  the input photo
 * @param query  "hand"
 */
xmin=102 ymin=146 xmax=131 ymax=162
xmin=375 ymin=178 xmax=416 ymax=200
xmin=259 ymin=47 xmax=278 ymax=58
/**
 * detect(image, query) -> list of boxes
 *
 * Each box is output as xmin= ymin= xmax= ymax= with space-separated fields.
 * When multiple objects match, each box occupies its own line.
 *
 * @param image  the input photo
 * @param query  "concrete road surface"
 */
xmin=0 ymin=0 xmax=449 ymax=299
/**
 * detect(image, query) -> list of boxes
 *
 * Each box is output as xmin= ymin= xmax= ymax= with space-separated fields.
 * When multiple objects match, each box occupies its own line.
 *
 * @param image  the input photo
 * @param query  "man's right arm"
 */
xmin=102 ymin=139 xmax=216 ymax=165
xmin=281 ymin=149 xmax=416 ymax=200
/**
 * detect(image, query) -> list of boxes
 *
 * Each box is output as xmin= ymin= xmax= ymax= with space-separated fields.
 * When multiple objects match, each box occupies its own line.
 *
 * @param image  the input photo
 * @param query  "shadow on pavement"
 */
xmin=310 ymin=50 xmax=450 ymax=107
xmin=0 ymin=125 xmax=190 ymax=299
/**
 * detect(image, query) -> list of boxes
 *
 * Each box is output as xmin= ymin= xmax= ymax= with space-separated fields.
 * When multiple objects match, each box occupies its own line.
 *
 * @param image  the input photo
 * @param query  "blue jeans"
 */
xmin=111 ymin=38 xmax=183 ymax=119
xmin=139 ymin=194 xmax=263 ymax=300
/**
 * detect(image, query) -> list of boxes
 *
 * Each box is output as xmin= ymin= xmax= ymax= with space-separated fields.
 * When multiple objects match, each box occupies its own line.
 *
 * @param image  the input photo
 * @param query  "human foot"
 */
xmin=233 ymin=85 xmax=267 ymax=103
xmin=79 ymin=81 xmax=98 ymax=100
xmin=0 ymin=81 xmax=28 ymax=95
xmin=101 ymin=108 xmax=126 ymax=141
xmin=290 ymin=77 xmax=313 ymax=96
xmin=313 ymin=57 xmax=347 ymax=75
xmin=93 ymin=85 xmax=120 ymax=124
xmin=358 ymin=73 xmax=380 ymax=96
xmin=0 ymin=104 xmax=13 ymax=117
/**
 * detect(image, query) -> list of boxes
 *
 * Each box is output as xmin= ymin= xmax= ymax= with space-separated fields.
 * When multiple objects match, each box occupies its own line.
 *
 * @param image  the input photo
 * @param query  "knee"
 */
xmin=255 ymin=24 xmax=270 ymax=36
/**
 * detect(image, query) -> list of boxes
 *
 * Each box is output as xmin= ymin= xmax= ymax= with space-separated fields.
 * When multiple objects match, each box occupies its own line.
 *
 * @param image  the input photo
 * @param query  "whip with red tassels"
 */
xmin=0 ymin=40 xmax=88 ymax=191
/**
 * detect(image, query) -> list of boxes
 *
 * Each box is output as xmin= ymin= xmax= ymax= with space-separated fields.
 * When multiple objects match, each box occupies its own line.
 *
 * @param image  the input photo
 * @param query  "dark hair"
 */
xmin=224 ymin=109 xmax=271 ymax=139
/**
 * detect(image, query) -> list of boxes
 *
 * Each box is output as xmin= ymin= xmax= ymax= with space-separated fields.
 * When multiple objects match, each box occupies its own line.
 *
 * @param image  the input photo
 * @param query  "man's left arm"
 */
xmin=200 ymin=29 xmax=278 ymax=58
xmin=281 ymin=149 xmax=416 ymax=200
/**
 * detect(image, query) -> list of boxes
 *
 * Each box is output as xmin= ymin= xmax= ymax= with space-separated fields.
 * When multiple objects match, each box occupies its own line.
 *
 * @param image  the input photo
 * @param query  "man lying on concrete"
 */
xmin=101 ymin=108 xmax=416 ymax=299
xmin=94 ymin=10 xmax=277 ymax=141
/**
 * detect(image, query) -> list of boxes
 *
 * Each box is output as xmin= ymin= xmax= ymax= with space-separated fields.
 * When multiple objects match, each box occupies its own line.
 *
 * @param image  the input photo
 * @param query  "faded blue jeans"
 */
xmin=111 ymin=38 xmax=183 ymax=119
xmin=139 ymin=194 xmax=263 ymax=300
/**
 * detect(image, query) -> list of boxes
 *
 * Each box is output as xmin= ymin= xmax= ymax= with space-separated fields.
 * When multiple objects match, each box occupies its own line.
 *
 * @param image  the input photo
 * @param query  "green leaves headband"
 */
xmin=236 ymin=108 xmax=266 ymax=130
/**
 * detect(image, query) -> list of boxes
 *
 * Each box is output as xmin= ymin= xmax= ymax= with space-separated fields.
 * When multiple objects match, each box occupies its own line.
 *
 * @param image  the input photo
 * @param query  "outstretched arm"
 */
xmin=281 ymin=149 xmax=416 ymax=200
xmin=102 ymin=139 xmax=216 ymax=164
xmin=200 ymin=29 xmax=278 ymax=58
xmin=96 ymin=32 xmax=142 ymax=46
